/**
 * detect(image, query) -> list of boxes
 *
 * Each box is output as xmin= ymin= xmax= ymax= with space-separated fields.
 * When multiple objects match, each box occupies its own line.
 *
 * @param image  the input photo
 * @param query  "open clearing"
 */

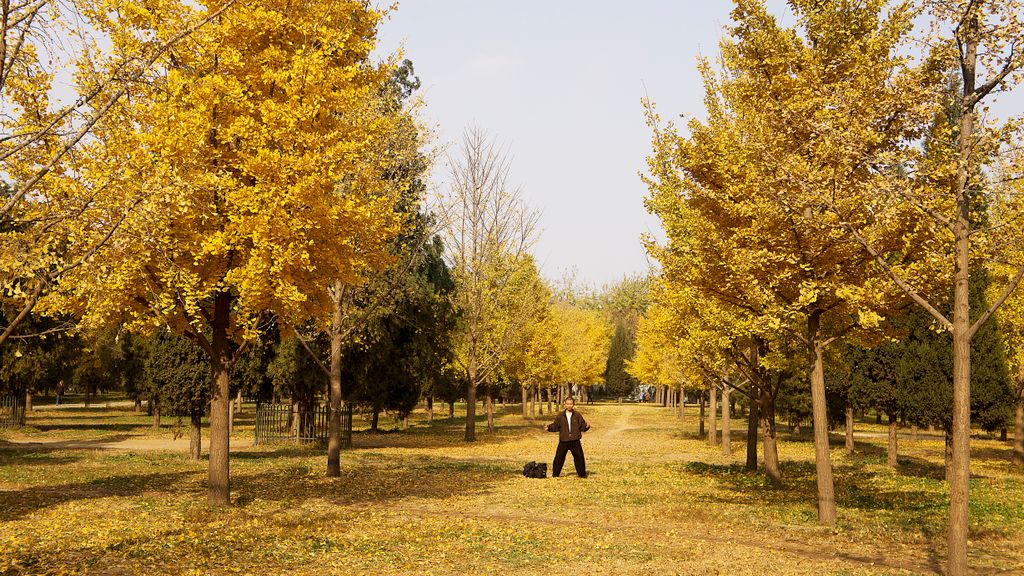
xmin=1 ymin=402 xmax=1022 ymax=575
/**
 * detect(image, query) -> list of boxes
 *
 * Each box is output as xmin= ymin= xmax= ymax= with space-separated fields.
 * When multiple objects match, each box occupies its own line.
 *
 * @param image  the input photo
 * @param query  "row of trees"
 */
xmin=633 ymin=1 xmax=1024 ymax=574
xmin=2 ymin=0 xmax=424 ymax=504
xmin=0 ymin=0 xmax=627 ymax=509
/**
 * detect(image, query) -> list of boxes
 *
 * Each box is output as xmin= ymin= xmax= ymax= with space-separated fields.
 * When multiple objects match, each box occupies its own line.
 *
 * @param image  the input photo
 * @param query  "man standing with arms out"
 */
xmin=544 ymin=397 xmax=590 ymax=477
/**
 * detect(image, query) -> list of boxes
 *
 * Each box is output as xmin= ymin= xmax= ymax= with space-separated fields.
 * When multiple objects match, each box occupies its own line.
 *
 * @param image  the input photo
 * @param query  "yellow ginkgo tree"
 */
xmin=643 ymin=0 xmax=948 ymax=522
xmin=47 ymin=0 xmax=414 ymax=505
xmin=553 ymin=303 xmax=611 ymax=403
xmin=0 ymin=0 xmax=237 ymax=347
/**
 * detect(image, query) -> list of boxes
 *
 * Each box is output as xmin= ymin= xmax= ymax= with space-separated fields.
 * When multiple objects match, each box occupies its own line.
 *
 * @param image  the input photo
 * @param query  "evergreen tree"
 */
xmin=231 ymin=339 xmax=275 ymax=403
xmin=143 ymin=330 xmax=209 ymax=459
xmin=343 ymin=235 xmax=458 ymax=431
xmin=267 ymin=336 xmax=327 ymax=412
xmin=896 ymin=267 xmax=1015 ymax=434
xmin=604 ymin=322 xmax=638 ymax=398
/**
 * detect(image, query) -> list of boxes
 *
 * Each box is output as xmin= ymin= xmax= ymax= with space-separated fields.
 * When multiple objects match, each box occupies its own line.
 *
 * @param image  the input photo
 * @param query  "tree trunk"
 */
xmin=887 ymin=413 xmax=898 ymax=470
xmin=699 ymin=394 xmax=706 ymax=437
xmin=427 ymin=395 xmax=434 ymax=423
xmin=152 ymin=403 xmax=161 ymax=429
xmin=546 ymin=387 xmax=552 ymax=414
xmin=228 ymin=396 xmax=234 ymax=435
xmin=662 ymin=385 xmax=668 ymax=407
xmin=1013 ymin=402 xmax=1023 ymax=467
xmin=235 ymin=390 xmax=243 ymax=413
xmin=189 ymin=407 xmax=202 ymax=461
xmin=371 ymin=408 xmax=380 ymax=432
xmin=402 ymin=416 xmax=409 ymax=431
xmin=135 ymin=398 xmax=142 ymax=413
xmin=678 ymin=392 xmax=685 ymax=421
xmin=708 ymin=385 xmax=718 ymax=447
xmin=949 ymin=231 xmax=972 ymax=576
xmin=911 ymin=425 xmax=919 ymax=442
xmin=746 ymin=391 xmax=759 ymax=471
xmin=465 ymin=379 xmax=477 ymax=442
xmin=721 ymin=385 xmax=731 ymax=458
xmin=25 ymin=391 xmax=32 ymax=413
xmin=943 ymin=14 xmax=980 ymax=574
xmin=465 ymin=339 xmax=478 ymax=441
xmin=945 ymin=430 xmax=954 ymax=482
xmin=466 ymin=344 xmax=477 ymax=438
xmin=448 ymin=401 xmax=454 ymax=420
xmin=485 ymin=393 xmax=494 ymax=432
xmin=521 ymin=386 xmax=528 ymax=418
xmin=807 ymin=311 xmax=836 ymax=524
xmin=530 ymin=385 xmax=537 ymax=417
xmin=845 ymin=406 xmax=855 ymax=454
xmin=761 ymin=398 xmax=782 ymax=489
xmin=207 ymin=290 xmax=233 ymax=506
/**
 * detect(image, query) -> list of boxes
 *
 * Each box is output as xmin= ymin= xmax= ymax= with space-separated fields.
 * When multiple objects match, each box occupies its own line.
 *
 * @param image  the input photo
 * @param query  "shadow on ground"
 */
xmin=0 ymin=434 xmax=135 ymax=453
xmin=0 ymin=470 xmax=196 ymax=521
xmin=231 ymin=452 xmax=512 ymax=507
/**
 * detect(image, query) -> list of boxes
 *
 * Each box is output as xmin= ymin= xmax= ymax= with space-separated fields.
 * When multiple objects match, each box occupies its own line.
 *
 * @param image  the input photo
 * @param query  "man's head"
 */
xmin=564 ymin=397 xmax=575 ymax=412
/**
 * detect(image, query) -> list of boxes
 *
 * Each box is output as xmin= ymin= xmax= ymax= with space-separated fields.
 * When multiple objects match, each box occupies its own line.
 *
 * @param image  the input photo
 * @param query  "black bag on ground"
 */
xmin=522 ymin=461 xmax=547 ymax=478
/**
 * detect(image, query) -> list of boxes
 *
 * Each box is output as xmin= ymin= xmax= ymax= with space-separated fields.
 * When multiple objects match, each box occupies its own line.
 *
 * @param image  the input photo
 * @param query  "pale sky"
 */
xmin=376 ymin=1 xmax=1024 ymax=290
xmin=375 ymin=1 xmax=793 ymax=289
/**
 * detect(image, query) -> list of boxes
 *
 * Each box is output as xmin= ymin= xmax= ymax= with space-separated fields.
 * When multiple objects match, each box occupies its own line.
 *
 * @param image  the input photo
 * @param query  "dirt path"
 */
xmin=599 ymin=404 xmax=637 ymax=439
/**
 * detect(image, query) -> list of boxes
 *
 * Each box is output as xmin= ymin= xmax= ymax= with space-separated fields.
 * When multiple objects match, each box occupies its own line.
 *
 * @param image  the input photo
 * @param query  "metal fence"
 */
xmin=0 ymin=395 xmax=26 ymax=428
xmin=254 ymin=403 xmax=351 ymax=446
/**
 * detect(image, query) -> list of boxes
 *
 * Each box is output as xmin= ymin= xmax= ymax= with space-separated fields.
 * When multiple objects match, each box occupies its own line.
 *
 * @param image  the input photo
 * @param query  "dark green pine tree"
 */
xmin=604 ymin=322 xmax=638 ymax=399
xmin=846 ymin=342 xmax=902 ymax=421
xmin=143 ymin=330 xmax=210 ymax=459
xmin=230 ymin=338 xmax=275 ymax=404
xmin=343 ymin=234 xmax=458 ymax=432
xmin=267 ymin=336 xmax=328 ymax=416
xmin=0 ymin=312 xmax=79 ymax=406
xmin=969 ymin=269 xmax=1015 ymax=435
xmin=896 ymin=267 xmax=1015 ymax=435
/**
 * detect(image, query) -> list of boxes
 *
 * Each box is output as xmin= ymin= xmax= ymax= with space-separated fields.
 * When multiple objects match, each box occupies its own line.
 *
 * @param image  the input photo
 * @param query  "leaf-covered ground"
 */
xmin=1 ymin=402 xmax=1022 ymax=575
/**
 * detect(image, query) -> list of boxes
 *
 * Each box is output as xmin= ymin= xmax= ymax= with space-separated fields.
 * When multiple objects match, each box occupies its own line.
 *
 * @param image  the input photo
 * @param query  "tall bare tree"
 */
xmin=441 ymin=126 xmax=539 ymax=442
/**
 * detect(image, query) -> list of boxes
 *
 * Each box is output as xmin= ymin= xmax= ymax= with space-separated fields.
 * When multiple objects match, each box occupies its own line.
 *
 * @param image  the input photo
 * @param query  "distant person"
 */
xmin=55 ymin=381 xmax=65 ymax=406
xmin=543 ymin=397 xmax=590 ymax=478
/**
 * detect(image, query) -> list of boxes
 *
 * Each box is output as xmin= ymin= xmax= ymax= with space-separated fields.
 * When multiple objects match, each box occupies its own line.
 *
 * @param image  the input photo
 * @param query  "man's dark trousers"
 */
xmin=553 ymin=439 xmax=586 ymax=477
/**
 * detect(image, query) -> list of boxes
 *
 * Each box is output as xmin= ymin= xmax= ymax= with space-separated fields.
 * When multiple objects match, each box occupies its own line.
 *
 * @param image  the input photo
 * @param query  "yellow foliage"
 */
xmin=41 ymin=1 xmax=420 ymax=341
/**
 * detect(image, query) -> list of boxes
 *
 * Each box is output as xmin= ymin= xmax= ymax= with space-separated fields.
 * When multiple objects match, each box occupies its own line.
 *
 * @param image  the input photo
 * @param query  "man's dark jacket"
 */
xmin=546 ymin=410 xmax=590 ymax=441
